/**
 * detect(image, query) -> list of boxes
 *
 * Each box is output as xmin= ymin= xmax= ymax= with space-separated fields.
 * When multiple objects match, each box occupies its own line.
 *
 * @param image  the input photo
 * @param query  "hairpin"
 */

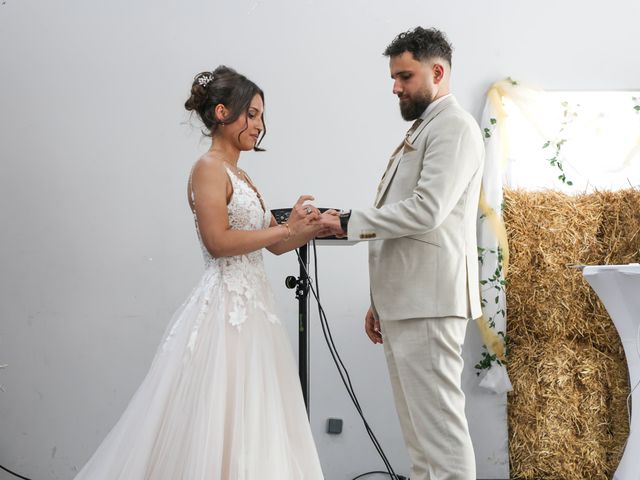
xmin=197 ymin=73 xmax=213 ymax=87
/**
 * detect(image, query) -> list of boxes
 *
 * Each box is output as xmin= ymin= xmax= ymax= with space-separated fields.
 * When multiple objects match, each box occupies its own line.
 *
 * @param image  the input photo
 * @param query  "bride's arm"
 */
xmin=266 ymin=215 xmax=322 ymax=256
xmin=192 ymin=160 xmax=290 ymax=258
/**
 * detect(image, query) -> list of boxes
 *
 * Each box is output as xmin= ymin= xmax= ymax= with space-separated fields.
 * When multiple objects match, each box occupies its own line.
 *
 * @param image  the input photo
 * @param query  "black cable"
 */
xmin=307 ymin=243 xmax=396 ymax=476
xmin=296 ymin=243 xmax=401 ymax=480
xmin=0 ymin=464 xmax=33 ymax=480
xmin=352 ymin=471 xmax=408 ymax=480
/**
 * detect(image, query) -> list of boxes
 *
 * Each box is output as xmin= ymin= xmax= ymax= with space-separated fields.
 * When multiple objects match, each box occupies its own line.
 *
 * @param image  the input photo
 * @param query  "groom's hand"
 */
xmin=315 ymin=209 xmax=345 ymax=238
xmin=364 ymin=307 xmax=383 ymax=344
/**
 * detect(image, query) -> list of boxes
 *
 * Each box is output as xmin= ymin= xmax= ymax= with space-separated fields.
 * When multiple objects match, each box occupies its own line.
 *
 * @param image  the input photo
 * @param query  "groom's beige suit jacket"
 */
xmin=347 ymin=95 xmax=484 ymax=321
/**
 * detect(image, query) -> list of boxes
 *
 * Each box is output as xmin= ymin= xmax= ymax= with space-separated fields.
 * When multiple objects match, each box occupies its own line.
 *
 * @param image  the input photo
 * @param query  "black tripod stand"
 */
xmin=284 ymin=243 xmax=311 ymax=414
xmin=273 ymin=207 xmax=344 ymax=414
xmin=272 ymin=208 xmax=355 ymax=415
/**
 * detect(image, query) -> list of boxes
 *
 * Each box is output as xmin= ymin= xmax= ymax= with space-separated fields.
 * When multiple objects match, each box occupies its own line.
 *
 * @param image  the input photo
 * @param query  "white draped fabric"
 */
xmin=475 ymin=80 xmax=640 ymax=393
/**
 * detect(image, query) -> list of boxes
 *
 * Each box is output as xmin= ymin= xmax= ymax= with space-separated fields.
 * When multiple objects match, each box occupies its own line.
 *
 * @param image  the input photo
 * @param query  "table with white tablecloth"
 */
xmin=583 ymin=264 xmax=640 ymax=480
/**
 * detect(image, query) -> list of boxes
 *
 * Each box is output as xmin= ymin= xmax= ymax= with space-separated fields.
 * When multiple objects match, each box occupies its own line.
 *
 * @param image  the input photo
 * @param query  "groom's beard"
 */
xmin=399 ymin=90 xmax=433 ymax=121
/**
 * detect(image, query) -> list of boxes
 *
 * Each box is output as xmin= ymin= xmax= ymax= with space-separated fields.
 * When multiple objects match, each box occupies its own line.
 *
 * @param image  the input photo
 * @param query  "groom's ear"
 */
xmin=432 ymin=63 xmax=445 ymax=84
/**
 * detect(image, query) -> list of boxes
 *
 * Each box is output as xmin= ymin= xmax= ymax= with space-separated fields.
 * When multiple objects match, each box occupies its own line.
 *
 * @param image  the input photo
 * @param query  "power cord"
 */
xmin=296 ymin=241 xmax=405 ymax=480
xmin=0 ymin=464 xmax=32 ymax=480
xmin=352 ymin=472 xmax=409 ymax=480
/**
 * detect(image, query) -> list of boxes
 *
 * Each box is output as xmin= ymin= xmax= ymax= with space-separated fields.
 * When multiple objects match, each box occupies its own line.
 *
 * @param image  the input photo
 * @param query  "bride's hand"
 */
xmin=314 ymin=210 xmax=339 ymax=238
xmin=287 ymin=195 xmax=320 ymax=234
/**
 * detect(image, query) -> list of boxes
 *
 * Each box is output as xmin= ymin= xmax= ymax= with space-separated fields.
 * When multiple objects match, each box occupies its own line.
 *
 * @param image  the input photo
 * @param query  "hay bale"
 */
xmin=504 ymin=188 xmax=639 ymax=479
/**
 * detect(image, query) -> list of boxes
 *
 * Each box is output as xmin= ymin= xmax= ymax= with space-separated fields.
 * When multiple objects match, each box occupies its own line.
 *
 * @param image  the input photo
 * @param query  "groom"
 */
xmin=319 ymin=27 xmax=484 ymax=480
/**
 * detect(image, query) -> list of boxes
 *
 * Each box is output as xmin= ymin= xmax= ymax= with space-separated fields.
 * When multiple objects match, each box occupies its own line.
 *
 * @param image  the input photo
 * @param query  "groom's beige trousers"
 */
xmin=379 ymin=316 xmax=475 ymax=480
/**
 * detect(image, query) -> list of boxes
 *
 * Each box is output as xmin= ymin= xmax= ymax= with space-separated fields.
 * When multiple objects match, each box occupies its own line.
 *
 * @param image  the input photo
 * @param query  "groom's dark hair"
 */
xmin=383 ymin=27 xmax=453 ymax=67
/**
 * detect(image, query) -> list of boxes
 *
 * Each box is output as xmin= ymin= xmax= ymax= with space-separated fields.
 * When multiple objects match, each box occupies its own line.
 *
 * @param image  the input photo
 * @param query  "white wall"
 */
xmin=1 ymin=1 xmax=638 ymax=479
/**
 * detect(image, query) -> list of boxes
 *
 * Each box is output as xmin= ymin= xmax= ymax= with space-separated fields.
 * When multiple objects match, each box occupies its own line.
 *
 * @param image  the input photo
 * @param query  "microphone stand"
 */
xmin=285 ymin=243 xmax=311 ymax=415
xmin=273 ymin=208 xmax=355 ymax=417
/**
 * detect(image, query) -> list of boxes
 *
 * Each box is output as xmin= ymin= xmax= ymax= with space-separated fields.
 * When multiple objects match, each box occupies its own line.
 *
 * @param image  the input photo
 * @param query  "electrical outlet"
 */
xmin=326 ymin=417 xmax=343 ymax=434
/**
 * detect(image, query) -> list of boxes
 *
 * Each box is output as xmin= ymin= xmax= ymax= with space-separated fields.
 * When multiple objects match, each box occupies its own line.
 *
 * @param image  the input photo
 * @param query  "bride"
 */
xmin=74 ymin=65 xmax=325 ymax=479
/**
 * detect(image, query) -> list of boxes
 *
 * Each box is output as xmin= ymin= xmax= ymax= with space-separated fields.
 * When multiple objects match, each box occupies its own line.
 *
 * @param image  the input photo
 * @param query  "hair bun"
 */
xmin=185 ymin=71 xmax=214 ymax=112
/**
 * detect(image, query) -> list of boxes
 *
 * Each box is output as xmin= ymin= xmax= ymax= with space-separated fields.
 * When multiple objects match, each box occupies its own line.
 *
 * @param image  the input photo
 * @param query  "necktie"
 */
xmin=376 ymin=118 xmax=423 ymax=195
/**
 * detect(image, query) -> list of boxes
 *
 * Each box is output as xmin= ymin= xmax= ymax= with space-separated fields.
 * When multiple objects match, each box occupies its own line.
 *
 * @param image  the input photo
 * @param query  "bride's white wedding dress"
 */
xmin=74 ymin=167 xmax=324 ymax=479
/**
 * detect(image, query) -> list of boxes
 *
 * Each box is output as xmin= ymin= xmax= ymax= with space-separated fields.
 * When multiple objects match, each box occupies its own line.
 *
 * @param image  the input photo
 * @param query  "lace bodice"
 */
xmin=189 ymin=165 xmax=271 ymax=267
xmin=183 ymin=164 xmax=277 ymax=332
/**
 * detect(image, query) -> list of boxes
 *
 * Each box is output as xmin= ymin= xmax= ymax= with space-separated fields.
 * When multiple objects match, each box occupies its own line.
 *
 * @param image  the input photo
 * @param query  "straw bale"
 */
xmin=503 ymin=188 xmax=639 ymax=479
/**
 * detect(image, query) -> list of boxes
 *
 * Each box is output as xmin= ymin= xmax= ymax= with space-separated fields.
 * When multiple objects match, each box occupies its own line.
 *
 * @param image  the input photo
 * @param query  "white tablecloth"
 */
xmin=583 ymin=264 xmax=640 ymax=480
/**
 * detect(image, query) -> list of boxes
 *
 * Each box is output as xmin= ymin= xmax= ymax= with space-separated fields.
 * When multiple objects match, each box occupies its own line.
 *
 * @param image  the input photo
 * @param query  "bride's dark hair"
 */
xmin=185 ymin=66 xmax=266 ymax=151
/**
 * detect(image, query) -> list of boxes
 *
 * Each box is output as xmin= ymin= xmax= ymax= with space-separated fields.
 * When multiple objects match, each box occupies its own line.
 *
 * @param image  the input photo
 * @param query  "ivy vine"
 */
xmin=476 ymin=87 xmax=511 ymax=375
xmin=484 ymin=117 xmax=497 ymax=139
xmin=475 ymin=244 xmax=509 ymax=374
xmin=478 ymin=246 xmax=507 ymax=326
xmin=475 ymin=332 xmax=509 ymax=372
xmin=542 ymin=100 xmax=578 ymax=186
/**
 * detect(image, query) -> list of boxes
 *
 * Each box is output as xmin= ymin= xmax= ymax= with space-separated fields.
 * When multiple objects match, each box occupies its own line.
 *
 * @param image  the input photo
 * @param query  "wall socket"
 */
xmin=326 ymin=417 xmax=343 ymax=434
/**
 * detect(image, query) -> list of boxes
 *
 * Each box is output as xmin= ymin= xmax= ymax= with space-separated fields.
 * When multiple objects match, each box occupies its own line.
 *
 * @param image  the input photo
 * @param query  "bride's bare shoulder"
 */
xmin=192 ymin=153 xmax=227 ymax=180
xmin=188 ymin=154 xmax=232 ymax=206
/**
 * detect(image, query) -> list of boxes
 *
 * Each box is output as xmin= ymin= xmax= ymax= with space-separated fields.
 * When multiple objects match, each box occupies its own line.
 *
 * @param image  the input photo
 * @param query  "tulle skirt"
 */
xmin=74 ymin=266 xmax=324 ymax=479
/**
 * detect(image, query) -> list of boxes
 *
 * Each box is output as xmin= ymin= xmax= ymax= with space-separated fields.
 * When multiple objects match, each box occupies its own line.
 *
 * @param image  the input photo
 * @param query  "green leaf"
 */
xmin=490 ymin=118 xmax=497 ymax=125
xmin=542 ymin=141 xmax=551 ymax=149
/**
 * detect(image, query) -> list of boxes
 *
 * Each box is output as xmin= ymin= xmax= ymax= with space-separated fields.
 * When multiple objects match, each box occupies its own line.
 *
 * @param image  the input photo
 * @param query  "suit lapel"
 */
xmin=406 ymin=95 xmax=456 ymax=145
xmin=375 ymin=147 xmax=404 ymax=206
xmin=375 ymin=96 xmax=457 ymax=207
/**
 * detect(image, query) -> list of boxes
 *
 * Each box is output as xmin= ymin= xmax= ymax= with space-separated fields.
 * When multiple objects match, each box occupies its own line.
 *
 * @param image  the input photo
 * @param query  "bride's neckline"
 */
xmin=224 ymin=163 xmax=267 ymax=214
xmin=223 ymin=161 xmax=244 ymax=177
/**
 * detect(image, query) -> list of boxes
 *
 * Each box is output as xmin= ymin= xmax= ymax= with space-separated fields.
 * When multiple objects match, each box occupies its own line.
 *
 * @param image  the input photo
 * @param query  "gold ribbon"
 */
xmin=474 ymin=187 xmax=510 ymax=363
xmin=478 ymin=188 xmax=510 ymax=274
xmin=473 ymin=82 xmax=513 ymax=363
xmin=476 ymin=314 xmax=506 ymax=362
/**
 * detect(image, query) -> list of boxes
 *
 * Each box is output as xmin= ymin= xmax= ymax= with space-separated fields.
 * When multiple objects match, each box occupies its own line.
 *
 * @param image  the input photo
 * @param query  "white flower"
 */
xmin=229 ymin=308 xmax=246 ymax=328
